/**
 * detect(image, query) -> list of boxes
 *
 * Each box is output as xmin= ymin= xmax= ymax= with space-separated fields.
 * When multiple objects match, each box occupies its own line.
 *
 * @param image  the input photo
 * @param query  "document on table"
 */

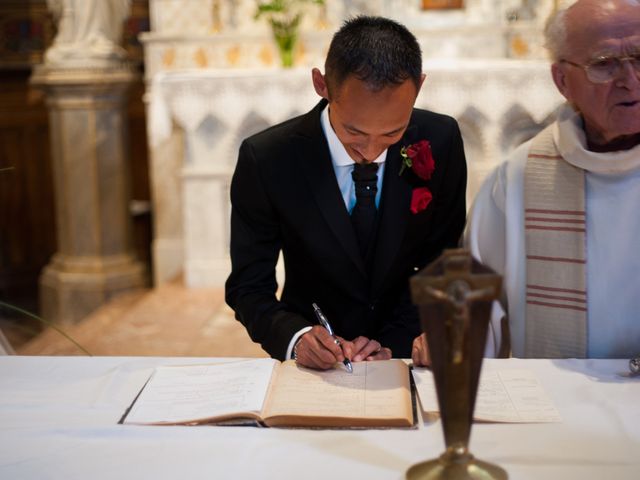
xmin=123 ymin=359 xmax=278 ymax=425
xmin=412 ymin=367 xmax=562 ymax=423
xmin=122 ymin=358 xmax=413 ymax=427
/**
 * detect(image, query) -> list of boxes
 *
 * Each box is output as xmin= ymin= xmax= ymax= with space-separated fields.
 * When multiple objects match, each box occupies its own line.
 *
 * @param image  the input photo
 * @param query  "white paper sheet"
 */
xmin=412 ymin=367 xmax=562 ymax=423
xmin=123 ymin=358 xmax=279 ymax=424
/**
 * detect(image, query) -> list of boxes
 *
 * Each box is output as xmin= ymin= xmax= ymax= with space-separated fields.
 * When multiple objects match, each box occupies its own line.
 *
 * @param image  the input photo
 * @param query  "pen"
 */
xmin=312 ymin=303 xmax=353 ymax=373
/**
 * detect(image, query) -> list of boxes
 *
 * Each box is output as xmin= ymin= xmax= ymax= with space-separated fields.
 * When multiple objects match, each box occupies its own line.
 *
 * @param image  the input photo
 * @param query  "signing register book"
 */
xmin=121 ymin=358 xmax=413 ymax=428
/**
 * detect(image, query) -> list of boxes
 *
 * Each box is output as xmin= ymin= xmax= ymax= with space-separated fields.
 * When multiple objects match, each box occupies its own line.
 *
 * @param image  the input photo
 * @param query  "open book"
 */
xmin=122 ymin=358 xmax=414 ymax=428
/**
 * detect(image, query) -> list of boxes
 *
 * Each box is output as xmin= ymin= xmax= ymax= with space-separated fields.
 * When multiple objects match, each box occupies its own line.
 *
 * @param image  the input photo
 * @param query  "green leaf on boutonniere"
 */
xmin=399 ymin=146 xmax=412 ymax=176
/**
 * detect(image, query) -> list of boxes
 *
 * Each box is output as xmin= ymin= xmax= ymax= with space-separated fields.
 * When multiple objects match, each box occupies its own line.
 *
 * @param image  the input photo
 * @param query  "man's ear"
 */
xmin=419 ymin=72 xmax=426 ymax=90
xmin=312 ymin=68 xmax=329 ymax=100
xmin=551 ymin=62 xmax=571 ymax=101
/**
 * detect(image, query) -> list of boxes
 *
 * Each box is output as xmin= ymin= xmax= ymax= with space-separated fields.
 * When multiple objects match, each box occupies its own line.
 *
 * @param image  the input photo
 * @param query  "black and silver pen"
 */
xmin=312 ymin=303 xmax=353 ymax=373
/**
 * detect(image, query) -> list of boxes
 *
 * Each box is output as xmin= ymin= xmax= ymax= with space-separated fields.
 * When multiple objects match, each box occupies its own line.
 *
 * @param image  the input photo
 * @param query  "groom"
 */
xmin=225 ymin=16 xmax=467 ymax=369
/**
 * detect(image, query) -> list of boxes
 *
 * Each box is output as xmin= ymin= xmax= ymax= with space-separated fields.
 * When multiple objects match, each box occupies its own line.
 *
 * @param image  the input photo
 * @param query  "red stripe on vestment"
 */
xmin=525 ymin=209 xmax=585 ymax=216
xmin=526 ymin=300 xmax=588 ymax=312
xmin=527 ymin=284 xmax=586 ymax=295
xmin=526 ymin=255 xmax=586 ymax=264
xmin=525 ymin=225 xmax=586 ymax=233
xmin=525 ymin=217 xmax=585 ymax=224
xmin=527 ymin=292 xmax=586 ymax=304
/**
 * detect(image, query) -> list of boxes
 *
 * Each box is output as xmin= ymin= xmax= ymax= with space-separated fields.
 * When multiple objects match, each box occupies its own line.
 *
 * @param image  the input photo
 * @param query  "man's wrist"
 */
xmin=286 ymin=326 xmax=312 ymax=360
xmin=293 ymin=336 xmax=302 ymax=361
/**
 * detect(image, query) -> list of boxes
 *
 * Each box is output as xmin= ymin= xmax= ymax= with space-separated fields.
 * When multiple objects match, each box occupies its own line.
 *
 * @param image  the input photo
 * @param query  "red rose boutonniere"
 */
xmin=410 ymin=187 xmax=433 ymax=215
xmin=399 ymin=140 xmax=435 ymax=214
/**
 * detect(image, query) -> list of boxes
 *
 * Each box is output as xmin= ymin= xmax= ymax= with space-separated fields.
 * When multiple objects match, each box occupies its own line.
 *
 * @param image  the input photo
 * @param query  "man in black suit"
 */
xmin=225 ymin=16 xmax=466 ymax=369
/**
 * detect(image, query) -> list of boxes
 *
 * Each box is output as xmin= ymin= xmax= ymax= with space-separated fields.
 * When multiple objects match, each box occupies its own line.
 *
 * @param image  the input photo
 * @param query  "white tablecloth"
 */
xmin=1 ymin=357 xmax=638 ymax=479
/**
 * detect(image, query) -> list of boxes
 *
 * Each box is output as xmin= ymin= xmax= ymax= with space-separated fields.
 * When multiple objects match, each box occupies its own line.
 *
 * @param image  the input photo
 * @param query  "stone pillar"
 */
xmin=32 ymin=0 xmax=144 ymax=324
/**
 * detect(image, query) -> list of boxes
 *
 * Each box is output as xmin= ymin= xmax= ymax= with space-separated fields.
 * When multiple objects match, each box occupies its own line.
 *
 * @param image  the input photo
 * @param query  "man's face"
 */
xmin=553 ymin=2 xmax=640 ymax=145
xmin=326 ymin=76 xmax=420 ymax=164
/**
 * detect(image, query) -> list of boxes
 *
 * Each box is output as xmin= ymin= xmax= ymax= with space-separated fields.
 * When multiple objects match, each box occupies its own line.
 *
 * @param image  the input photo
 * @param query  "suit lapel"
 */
xmin=295 ymin=101 xmax=366 ymax=275
xmin=293 ymin=103 xmax=422 ymax=286
xmin=371 ymin=125 xmax=418 ymax=295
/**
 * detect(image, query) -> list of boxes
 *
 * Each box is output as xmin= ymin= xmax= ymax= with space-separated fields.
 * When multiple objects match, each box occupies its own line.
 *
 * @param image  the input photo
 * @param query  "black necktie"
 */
xmin=351 ymin=162 xmax=379 ymax=258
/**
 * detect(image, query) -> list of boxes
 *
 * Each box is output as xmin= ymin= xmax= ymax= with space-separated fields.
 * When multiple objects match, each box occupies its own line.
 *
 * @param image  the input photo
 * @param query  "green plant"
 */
xmin=254 ymin=0 xmax=325 ymax=67
xmin=0 ymin=300 xmax=92 ymax=356
xmin=1 ymin=166 xmax=90 ymax=355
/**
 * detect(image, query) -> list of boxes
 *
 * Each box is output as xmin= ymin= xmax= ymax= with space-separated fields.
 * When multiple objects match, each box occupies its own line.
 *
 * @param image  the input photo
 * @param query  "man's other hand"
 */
xmin=411 ymin=333 xmax=431 ymax=367
xmin=341 ymin=336 xmax=391 ymax=362
xmin=294 ymin=328 xmax=391 ymax=369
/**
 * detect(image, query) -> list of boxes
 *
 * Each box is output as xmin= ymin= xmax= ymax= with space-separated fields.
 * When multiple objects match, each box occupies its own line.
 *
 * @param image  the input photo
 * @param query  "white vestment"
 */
xmin=466 ymin=104 xmax=640 ymax=358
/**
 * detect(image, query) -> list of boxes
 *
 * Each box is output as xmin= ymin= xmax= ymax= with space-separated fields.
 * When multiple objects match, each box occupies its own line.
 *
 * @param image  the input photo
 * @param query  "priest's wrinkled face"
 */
xmin=312 ymin=69 xmax=424 ymax=164
xmin=551 ymin=0 xmax=640 ymax=146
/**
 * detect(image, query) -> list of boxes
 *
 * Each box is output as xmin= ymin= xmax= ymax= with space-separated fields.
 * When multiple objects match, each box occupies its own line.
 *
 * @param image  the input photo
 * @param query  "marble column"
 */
xmin=32 ymin=0 xmax=144 ymax=324
xmin=31 ymin=66 xmax=145 ymax=324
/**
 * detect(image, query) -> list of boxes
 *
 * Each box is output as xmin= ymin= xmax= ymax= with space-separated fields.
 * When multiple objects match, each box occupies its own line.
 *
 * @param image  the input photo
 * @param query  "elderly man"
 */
xmin=462 ymin=0 xmax=640 ymax=360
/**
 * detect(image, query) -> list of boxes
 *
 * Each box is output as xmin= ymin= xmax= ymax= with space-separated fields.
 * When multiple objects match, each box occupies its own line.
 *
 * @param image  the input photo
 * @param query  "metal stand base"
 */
xmin=407 ymin=448 xmax=507 ymax=480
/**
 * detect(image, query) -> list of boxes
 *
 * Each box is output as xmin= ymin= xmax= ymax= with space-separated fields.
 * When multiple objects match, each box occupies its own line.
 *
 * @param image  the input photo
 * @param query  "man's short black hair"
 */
xmin=324 ymin=16 xmax=422 ymax=96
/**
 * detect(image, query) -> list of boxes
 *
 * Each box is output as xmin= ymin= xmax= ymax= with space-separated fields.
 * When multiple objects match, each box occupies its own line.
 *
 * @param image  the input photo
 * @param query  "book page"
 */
xmin=123 ymin=358 xmax=279 ymax=425
xmin=412 ymin=367 xmax=562 ymax=423
xmin=263 ymin=359 xmax=412 ymax=427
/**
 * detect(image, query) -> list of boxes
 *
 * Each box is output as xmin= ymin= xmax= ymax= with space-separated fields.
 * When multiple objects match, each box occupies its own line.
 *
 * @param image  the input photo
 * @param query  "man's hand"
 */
xmin=411 ymin=333 xmax=431 ymax=367
xmin=340 ymin=336 xmax=391 ymax=362
xmin=294 ymin=328 xmax=391 ymax=369
xmin=293 ymin=325 xmax=347 ymax=370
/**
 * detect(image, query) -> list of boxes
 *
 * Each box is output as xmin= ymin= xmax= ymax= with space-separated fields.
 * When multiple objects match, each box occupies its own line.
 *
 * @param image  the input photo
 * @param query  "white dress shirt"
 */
xmin=285 ymin=105 xmax=389 ymax=359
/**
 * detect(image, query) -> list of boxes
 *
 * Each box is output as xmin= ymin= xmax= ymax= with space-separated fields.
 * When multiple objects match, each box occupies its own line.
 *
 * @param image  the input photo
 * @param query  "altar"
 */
xmin=1 ymin=356 xmax=638 ymax=479
xmin=141 ymin=0 xmax=566 ymax=286
xmin=146 ymin=62 xmax=563 ymax=287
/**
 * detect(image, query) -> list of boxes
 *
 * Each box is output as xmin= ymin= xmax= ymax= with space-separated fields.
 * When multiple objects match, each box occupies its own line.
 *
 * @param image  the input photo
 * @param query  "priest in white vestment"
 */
xmin=462 ymin=0 xmax=640 ymax=359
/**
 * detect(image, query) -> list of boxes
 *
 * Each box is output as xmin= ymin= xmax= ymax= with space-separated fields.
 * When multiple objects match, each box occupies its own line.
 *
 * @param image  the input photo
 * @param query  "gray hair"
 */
xmin=543 ymin=5 xmax=572 ymax=61
xmin=545 ymin=0 xmax=640 ymax=60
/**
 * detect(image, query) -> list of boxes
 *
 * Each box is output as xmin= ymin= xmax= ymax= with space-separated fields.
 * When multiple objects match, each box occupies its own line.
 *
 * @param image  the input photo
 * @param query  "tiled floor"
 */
xmin=11 ymin=279 xmax=267 ymax=358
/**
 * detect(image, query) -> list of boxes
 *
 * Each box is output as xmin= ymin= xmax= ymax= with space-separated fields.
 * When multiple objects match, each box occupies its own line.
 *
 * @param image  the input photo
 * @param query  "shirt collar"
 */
xmin=554 ymin=103 xmax=640 ymax=175
xmin=320 ymin=104 xmax=387 ymax=168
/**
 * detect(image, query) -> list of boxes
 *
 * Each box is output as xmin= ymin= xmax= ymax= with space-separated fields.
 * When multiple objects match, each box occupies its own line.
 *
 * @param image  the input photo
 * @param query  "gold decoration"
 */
xmin=211 ymin=0 xmax=222 ymax=33
xmin=226 ymin=45 xmax=241 ymax=66
xmin=162 ymin=48 xmax=175 ymax=68
xmin=511 ymin=34 xmax=529 ymax=58
xmin=259 ymin=45 xmax=275 ymax=66
xmin=194 ymin=48 xmax=208 ymax=68
xmin=294 ymin=39 xmax=306 ymax=64
xmin=422 ymin=0 xmax=464 ymax=9
xmin=315 ymin=3 xmax=329 ymax=30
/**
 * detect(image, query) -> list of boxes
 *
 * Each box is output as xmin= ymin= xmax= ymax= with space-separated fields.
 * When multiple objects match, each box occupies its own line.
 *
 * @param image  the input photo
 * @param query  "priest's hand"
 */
xmin=411 ymin=333 xmax=431 ymax=367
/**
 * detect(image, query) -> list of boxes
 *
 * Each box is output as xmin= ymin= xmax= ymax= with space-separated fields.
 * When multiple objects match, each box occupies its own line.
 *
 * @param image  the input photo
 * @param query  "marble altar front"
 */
xmin=141 ymin=1 xmax=560 ymax=78
xmin=141 ymin=0 xmax=566 ymax=287
xmin=147 ymin=62 xmax=563 ymax=287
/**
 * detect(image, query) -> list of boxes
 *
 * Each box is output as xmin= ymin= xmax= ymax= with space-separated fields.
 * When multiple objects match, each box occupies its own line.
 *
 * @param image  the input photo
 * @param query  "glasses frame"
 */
xmin=560 ymin=55 xmax=640 ymax=84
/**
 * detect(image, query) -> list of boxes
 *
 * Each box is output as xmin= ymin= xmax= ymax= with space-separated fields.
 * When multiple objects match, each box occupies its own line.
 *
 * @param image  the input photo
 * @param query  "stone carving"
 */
xmin=45 ymin=0 xmax=131 ymax=67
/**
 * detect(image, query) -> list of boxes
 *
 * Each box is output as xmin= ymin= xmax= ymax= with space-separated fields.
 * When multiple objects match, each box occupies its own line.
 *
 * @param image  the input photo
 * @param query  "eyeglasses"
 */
xmin=560 ymin=53 xmax=640 ymax=84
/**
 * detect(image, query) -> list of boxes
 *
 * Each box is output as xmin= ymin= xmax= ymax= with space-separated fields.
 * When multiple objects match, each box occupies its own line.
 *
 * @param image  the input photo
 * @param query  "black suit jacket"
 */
xmin=225 ymin=99 xmax=467 ymax=360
